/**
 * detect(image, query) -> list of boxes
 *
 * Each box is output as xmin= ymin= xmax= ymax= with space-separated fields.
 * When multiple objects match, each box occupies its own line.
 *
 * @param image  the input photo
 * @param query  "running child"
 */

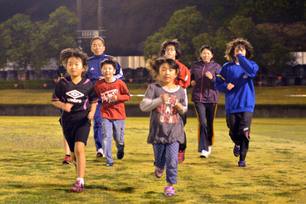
xmin=140 ymin=57 xmax=187 ymax=196
xmin=159 ymin=39 xmax=190 ymax=163
xmin=57 ymin=48 xmax=72 ymax=164
xmin=94 ymin=57 xmax=130 ymax=167
xmin=52 ymin=49 xmax=98 ymax=192
xmin=215 ymin=38 xmax=259 ymax=167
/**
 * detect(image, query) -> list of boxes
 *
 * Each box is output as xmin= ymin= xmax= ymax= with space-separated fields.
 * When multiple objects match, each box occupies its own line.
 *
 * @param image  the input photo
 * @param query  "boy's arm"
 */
xmin=237 ymin=54 xmax=259 ymax=77
xmin=116 ymin=82 xmax=131 ymax=102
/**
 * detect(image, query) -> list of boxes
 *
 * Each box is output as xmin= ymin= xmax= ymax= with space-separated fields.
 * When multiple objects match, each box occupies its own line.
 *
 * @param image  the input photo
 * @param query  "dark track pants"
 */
xmin=195 ymin=103 xmax=217 ymax=152
xmin=226 ymin=112 xmax=253 ymax=161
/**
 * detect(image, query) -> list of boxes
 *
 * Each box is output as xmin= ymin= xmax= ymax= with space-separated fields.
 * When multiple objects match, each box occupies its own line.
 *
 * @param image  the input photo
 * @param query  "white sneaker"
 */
xmin=208 ymin=146 xmax=212 ymax=155
xmin=200 ymin=150 xmax=209 ymax=158
xmin=96 ymin=148 xmax=105 ymax=157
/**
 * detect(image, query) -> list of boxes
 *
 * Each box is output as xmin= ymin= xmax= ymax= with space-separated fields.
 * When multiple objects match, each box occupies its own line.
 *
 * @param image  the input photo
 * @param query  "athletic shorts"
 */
xmin=62 ymin=112 xmax=91 ymax=152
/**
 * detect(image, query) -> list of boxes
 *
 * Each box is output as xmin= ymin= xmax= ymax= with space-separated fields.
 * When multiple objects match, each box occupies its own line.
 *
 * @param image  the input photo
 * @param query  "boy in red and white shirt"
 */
xmin=94 ymin=57 xmax=130 ymax=167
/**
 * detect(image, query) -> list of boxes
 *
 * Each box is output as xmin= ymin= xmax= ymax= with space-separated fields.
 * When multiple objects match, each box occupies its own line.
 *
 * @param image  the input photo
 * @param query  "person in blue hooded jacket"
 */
xmin=87 ymin=36 xmax=124 ymax=157
xmin=215 ymin=38 xmax=259 ymax=167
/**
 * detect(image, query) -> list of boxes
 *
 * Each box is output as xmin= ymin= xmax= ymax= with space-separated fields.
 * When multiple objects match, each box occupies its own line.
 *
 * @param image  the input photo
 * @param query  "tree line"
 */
xmin=0 ymin=1 xmax=304 ymax=79
xmin=143 ymin=6 xmax=299 ymax=75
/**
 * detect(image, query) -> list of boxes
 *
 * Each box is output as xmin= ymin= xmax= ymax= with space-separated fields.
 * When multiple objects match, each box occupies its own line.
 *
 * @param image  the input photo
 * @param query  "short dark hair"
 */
xmin=90 ymin=36 xmax=105 ymax=46
xmin=65 ymin=49 xmax=89 ymax=74
xmin=147 ymin=57 xmax=179 ymax=81
xmin=159 ymin=39 xmax=182 ymax=60
xmin=100 ymin=57 xmax=117 ymax=70
xmin=225 ymin=38 xmax=253 ymax=61
xmin=199 ymin=45 xmax=214 ymax=55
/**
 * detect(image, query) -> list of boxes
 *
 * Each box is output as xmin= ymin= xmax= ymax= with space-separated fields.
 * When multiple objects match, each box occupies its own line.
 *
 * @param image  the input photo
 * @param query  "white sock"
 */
xmin=77 ymin=178 xmax=84 ymax=185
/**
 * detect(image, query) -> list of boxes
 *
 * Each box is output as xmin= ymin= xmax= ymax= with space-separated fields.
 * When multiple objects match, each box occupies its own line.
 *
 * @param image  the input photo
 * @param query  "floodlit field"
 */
xmin=0 ymin=117 xmax=305 ymax=203
xmin=0 ymin=85 xmax=305 ymax=105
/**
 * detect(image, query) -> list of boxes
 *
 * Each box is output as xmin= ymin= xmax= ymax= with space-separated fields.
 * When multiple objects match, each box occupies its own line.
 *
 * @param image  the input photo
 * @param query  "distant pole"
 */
xmin=77 ymin=0 xmax=82 ymax=30
xmin=98 ymin=0 xmax=103 ymax=36
xmin=77 ymin=0 xmax=82 ymax=48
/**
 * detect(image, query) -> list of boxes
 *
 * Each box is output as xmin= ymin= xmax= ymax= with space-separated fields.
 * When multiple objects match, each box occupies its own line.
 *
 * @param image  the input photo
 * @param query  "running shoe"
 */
xmin=155 ymin=167 xmax=164 ymax=178
xmin=71 ymin=180 xmax=84 ymax=193
xmin=233 ymin=145 xmax=240 ymax=157
xmin=62 ymin=155 xmax=71 ymax=164
xmin=238 ymin=160 xmax=246 ymax=167
xmin=178 ymin=150 xmax=185 ymax=163
xmin=117 ymin=148 xmax=124 ymax=160
xmin=106 ymin=163 xmax=113 ymax=167
xmin=200 ymin=150 xmax=209 ymax=158
xmin=164 ymin=186 xmax=175 ymax=196
xmin=96 ymin=148 xmax=105 ymax=157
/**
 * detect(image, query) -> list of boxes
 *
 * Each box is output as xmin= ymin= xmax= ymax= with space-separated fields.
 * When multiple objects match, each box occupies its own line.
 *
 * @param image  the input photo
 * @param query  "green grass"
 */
xmin=0 ymin=85 xmax=305 ymax=105
xmin=0 ymin=117 xmax=305 ymax=203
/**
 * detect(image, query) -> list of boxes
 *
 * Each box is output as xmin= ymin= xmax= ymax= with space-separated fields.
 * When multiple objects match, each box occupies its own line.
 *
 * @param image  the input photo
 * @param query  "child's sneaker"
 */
xmin=106 ymin=163 xmax=113 ymax=167
xmin=233 ymin=145 xmax=240 ymax=157
xmin=117 ymin=148 xmax=124 ymax=160
xmin=238 ymin=161 xmax=246 ymax=167
xmin=96 ymin=148 xmax=105 ymax=157
xmin=164 ymin=186 xmax=175 ymax=196
xmin=155 ymin=167 xmax=164 ymax=178
xmin=71 ymin=180 xmax=84 ymax=193
xmin=178 ymin=150 xmax=185 ymax=163
xmin=62 ymin=155 xmax=71 ymax=164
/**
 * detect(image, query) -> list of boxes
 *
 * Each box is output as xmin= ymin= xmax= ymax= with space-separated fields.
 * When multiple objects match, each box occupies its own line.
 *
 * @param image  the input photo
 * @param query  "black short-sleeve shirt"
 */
xmin=52 ymin=76 xmax=98 ymax=116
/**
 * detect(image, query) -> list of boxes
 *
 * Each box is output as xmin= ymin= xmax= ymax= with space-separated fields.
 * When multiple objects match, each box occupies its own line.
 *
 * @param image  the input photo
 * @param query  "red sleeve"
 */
xmin=117 ymin=81 xmax=131 ymax=102
xmin=175 ymin=61 xmax=191 ymax=89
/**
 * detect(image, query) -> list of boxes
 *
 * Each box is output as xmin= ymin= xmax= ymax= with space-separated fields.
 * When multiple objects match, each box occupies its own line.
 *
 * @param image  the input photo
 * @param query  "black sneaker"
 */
xmin=238 ymin=161 xmax=246 ymax=167
xmin=233 ymin=145 xmax=240 ymax=157
xmin=117 ymin=148 xmax=124 ymax=160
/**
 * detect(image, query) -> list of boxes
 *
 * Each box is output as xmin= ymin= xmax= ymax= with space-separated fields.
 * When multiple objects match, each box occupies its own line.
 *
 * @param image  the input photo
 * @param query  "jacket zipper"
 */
xmin=199 ymin=63 xmax=206 ymax=103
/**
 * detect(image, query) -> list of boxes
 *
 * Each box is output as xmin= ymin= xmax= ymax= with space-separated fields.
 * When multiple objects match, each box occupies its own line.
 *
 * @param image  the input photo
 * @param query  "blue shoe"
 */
xmin=106 ymin=163 xmax=113 ymax=167
xmin=164 ymin=186 xmax=175 ymax=196
xmin=233 ymin=145 xmax=240 ymax=157
xmin=238 ymin=161 xmax=246 ymax=167
xmin=155 ymin=167 xmax=164 ymax=178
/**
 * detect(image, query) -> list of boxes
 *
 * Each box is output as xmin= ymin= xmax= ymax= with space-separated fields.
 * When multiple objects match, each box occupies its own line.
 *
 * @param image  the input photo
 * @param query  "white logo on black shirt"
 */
xmin=66 ymin=90 xmax=84 ymax=103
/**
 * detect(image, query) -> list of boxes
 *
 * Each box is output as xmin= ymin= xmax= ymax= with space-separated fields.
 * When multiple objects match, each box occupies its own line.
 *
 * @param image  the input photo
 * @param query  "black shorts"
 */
xmin=62 ymin=113 xmax=91 ymax=152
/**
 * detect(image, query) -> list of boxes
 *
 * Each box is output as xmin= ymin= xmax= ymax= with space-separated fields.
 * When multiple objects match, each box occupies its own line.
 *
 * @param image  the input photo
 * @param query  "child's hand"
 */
xmin=227 ymin=83 xmax=235 ymax=90
xmin=63 ymin=103 xmax=73 ymax=112
xmin=111 ymin=95 xmax=118 ymax=102
xmin=174 ymin=103 xmax=183 ymax=111
xmin=88 ymin=111 xmax=94 ymax=120
xmin=190 ymin=80 xmax=196 ymax=86
xmin=161 ymin=94 xmax=169 ymax=103
xmin=205 ymin=71 xmax=213 ymax=80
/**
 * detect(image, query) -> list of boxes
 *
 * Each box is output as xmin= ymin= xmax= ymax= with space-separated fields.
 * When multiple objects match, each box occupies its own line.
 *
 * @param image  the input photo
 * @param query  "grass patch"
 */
xmin=0 ymin=85 xmax=305 ymax=104
xmin=0 ymin=117 xmax=305 ymax=203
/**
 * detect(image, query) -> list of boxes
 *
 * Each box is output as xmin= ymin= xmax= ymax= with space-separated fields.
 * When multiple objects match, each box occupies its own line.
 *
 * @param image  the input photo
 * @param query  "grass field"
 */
xmin=0 ymin=85 xmax=305 ymax=105
xmin=0 ymin=117 xmax=305 ymax=203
